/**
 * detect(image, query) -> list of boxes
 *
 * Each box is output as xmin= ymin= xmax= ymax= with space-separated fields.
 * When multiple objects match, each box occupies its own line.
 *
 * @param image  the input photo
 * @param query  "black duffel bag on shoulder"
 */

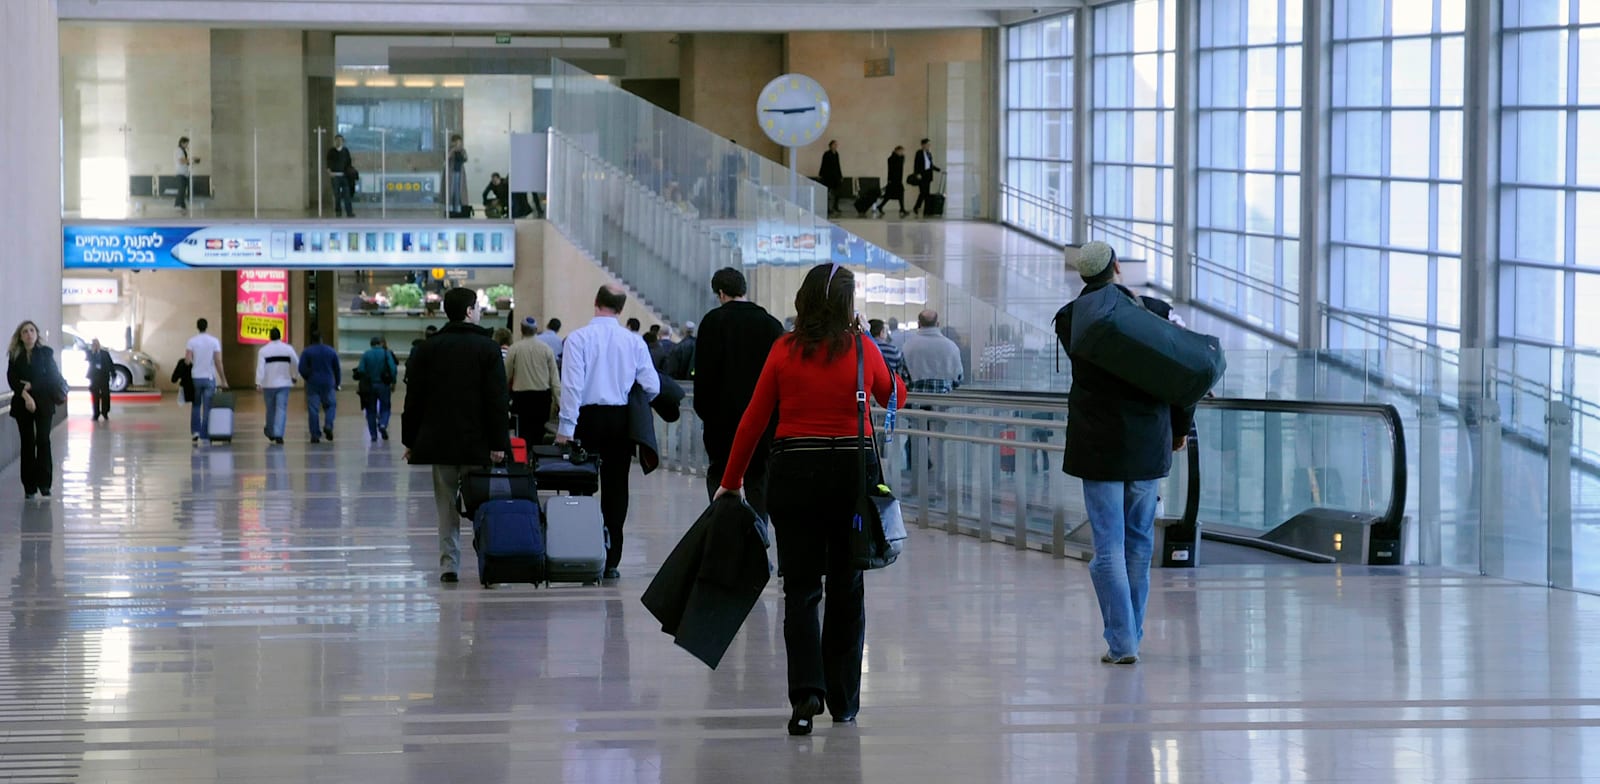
xmin=1062 ymin=284 xmax=1226 ymax=407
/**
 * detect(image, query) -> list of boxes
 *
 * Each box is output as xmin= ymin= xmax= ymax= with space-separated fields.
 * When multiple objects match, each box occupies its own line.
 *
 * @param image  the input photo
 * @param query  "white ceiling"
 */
xmin=58 ymin=0 xmax=1083 ymax=31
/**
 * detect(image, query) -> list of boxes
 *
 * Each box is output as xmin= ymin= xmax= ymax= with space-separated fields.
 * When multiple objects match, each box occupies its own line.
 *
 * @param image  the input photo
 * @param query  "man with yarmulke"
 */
xmin=1053 ymin=240 xmax=1195 ymax=665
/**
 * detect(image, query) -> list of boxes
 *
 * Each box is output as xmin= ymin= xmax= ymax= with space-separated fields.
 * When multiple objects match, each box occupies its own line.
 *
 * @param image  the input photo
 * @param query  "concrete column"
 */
xmin=0 ymin=0 xmax=64 ymax=469
xmin=1170 ymin=0 xmax=1196 ymax=304
xmin=1460 ymin=2 xmax=1502 ymax=350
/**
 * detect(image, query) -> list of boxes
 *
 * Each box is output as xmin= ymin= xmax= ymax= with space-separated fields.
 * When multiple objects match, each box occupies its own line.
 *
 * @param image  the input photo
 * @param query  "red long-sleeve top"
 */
xmin=720 ymin=334 xmax=908 ymax=491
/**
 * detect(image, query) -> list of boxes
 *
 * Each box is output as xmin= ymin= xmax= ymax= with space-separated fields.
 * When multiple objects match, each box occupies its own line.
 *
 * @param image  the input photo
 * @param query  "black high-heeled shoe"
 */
xmin=787 ymin=695 xmax=822 ymax=736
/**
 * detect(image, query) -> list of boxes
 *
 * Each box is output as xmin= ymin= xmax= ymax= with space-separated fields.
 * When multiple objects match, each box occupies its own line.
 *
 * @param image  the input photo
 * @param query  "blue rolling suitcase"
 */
xmin=473 ymin=498 xmax=546 ymax=588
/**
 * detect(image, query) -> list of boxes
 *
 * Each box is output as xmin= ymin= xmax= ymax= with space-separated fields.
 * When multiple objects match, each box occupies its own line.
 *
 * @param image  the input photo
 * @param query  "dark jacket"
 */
xmin=912 ymin=148 xmax=939 ymax=185
xmin=884 ymin=152 xmax=906 ymax=198
xmin=628 ymin=383 xmax=665 ymax=474
xmin=7 ymin=346 xmax=61 ymax=420
xmin=170 ymin=358 xmax=194 ymax=403
xmin=86 ymin=348 xmax=115 ymax=386
xmin=298 ymin=343 xmax=343 ymax=390
xmin=402 ymin=321 xmax=512 ymax=465
xmin=1053 ymin=282 xmax=1194 ymax=482
xmin=326 ymin=146 xmax=352 ymax=176
xmin=692 ymin=300 xmax=784 ymax=455
xmin=640 ymin=495 xmax=772 ymax=669
xmin=662 ymin=336 xmax=697 ymax=380
xmin=819 ymin=149 xmax=842 ymax=188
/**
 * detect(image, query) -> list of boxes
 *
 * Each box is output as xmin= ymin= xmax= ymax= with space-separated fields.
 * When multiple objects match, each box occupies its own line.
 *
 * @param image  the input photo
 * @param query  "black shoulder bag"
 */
xmin=851 ymin=334 xmax=906 ymax=570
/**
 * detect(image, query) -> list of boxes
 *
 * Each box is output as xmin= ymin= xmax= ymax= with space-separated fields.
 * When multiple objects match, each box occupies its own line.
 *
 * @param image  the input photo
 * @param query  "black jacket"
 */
xmin=912 ymin=149 xmax=939 ymax=184
xmin=640 ymin=495 xmax=772 ymax=669
xmin=662 ymin=336 xmax=697 ymax=380
xmin=401 ymin=321 xmax=512 ymax=465
xmin=7 ymin=346 xmax=61 ymax=420
xmin=883 ymin=152 xmax=906 ymax=198
xmin=170 ymin=358 xmax=195 ymax=403
xmin=86 ymin=348 xmax=114 ymax=386
xmin=1054 ymin=283 xmax=1194 ymax=482
xmin=819 ymin=150 xmax=842 ymax=188
xmin=692 ymin=301 xmax=784 ymax=454
xmin=326 ymin=146 xmax=352 ymax=176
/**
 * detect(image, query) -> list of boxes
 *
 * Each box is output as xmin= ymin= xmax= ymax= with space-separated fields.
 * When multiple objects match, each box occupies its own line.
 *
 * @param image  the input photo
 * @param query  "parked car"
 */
xmin=59 ymin=327 xmax=157 ymax=393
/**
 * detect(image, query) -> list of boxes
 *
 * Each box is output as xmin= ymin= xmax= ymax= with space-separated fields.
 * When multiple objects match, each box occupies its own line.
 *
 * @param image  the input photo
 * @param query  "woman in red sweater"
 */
xmin=714 ymin=262 xmax=906 ymax=735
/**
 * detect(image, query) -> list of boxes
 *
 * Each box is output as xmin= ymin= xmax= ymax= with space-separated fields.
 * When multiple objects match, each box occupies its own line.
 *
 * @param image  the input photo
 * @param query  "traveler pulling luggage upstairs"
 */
xmin=1051 ymin=241 xmax=1222 ymax=666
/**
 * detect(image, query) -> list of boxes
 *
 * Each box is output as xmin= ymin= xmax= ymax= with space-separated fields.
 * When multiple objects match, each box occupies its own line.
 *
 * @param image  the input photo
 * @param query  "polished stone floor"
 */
xmin=3 ymin=395 xmax=1599 ymax=783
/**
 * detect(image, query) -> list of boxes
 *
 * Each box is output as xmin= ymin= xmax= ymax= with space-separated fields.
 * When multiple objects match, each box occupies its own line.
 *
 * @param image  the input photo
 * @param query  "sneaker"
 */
xmin=192 ymin=435 xmax=200 ymax=444
xmin=310 ymin=438 xmax=321 ymax=444
xmin=1100 ymin=653 xmax=1139 ymax=665
xmin=324 ymin=428 xmax=334 ymax=442
xmin=602 ymin=568 xmax=620 ymax=580
xmin=379 ymin=427 xmax=389 ymax=441
xmin=24 ymin=491 xmax=36 ymax=500
xmin=440 ymin=571 xmax=459 ymax=583
xmin=39 ymin=489 xmax=51 ymax=498
xmin=274 ymin=438 xmax=285 ymax=445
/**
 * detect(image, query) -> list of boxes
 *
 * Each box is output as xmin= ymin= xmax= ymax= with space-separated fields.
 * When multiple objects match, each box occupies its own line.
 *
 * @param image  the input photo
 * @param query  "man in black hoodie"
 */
xmin=692 ymin=267 xmax=785 ymax=516
xmin=402 ymin=287 xmax=511 ymax=583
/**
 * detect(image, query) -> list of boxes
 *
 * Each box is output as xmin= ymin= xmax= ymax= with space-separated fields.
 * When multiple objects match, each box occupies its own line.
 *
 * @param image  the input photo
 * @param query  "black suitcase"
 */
xmin=922 ymin=172 xmax=946 ymax=217
xmin=458 ymin=464 xmax=537 ymax=518
xmin=853 ymin=187 xmax=880 ymax=217
xmin=530 ymin=444 xmax=601 ymax=496
xmin=474 ymin=498 xmax=546 ymax=587
xmin=449 ymin=205 xmax=475 ymax=219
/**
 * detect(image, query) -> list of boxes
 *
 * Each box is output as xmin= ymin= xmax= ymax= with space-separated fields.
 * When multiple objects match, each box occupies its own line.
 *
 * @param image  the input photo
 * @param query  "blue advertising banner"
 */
xmin=63 ymin=221 xmax=516 ymax=270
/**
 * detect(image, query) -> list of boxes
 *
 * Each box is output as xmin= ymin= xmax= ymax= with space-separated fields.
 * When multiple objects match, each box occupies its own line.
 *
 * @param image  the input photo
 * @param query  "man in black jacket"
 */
xmin=86 ymin=339 xmax=114 ymax=421
xmin=1054 ymin=241 xmax=1194 ymax=666
xmin=911 ymin=138 xmax=940 ymax=216
xmin=818 ymin=140 xmax=843 ymax=217
xmin=402 ymin=287 xmax=511 ymax=583
xmin=693 ymin=267 xmax=785 ymax=516
xmin=326 ymin=134 xmax=354 ymax=217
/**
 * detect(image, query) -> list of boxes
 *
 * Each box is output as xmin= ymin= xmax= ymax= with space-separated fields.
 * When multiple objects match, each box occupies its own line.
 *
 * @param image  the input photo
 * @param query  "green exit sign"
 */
xmin=495 ymin=33 xmax=512 ymax=45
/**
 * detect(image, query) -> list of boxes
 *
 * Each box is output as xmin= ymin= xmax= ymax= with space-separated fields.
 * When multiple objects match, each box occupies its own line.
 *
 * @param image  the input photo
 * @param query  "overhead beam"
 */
xmin=57 ymin=1 xmax=1030 ymax=31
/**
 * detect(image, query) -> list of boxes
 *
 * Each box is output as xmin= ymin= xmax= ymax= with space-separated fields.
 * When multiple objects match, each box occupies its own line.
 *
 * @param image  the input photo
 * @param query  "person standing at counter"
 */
xmin=8 ymin=321 xmax=64 ymax=500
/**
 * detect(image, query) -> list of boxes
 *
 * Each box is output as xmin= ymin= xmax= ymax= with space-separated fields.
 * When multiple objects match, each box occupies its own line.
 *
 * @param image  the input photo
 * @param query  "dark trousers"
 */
xmin=175 ymin=174 xmax=190 ymax=208
xmin=14 ymin=409 xmax=53 ymax=494
xmin=703 ymin=429 xmax=770 ymax=520
xmin=766 ymin=445 xmax=867 ymax=719
xmin=574 ymin=405 xmax=632 ymax=570
xmin=826 ymin=184 xmax=841 ymax=215
xmin=332 ymin=174 xmax=354 ymax=216
xmin=913 ymin=181 xmax=932 ymax=213
xmin=90 ymin=381 xmax=111 ymax=419
xmin=511 ymin=389 xmax=553 ymax=443
xmin=873 ymin=192 xmax=905 ymax=215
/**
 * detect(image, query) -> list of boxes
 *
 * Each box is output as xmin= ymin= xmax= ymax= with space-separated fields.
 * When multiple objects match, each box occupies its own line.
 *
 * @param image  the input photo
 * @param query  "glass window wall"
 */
xmin=1501 ymin=0 xmax=1600 ymax=353
xmin=1326 ymin=0 xmax=1467 ymax=350
xmin=1090 ymin=0 xmax=1177 ymax=287
xmin=1195 ymin=0 xmax=1304 ymax=340
xmin=1003 ymin=13 xmax=1076 ymax=245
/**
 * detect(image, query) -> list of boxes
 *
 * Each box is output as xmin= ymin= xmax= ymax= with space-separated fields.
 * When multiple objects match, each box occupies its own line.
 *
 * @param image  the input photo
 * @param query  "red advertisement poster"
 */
xmin=237 ymin=270 xmax=289 ymax=345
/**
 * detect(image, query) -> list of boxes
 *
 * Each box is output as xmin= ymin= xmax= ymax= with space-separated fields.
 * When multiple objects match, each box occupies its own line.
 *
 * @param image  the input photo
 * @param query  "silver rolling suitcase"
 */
xmin=543 ymin=495 xmax=606 ymax=585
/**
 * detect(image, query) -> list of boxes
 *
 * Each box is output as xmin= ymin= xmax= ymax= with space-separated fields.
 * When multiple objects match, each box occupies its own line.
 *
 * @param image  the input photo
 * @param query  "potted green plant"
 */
xmin=486 ymin=284 xmax=514 ymax=312
xmin=386 ymin=282 xmax=424 ymax=311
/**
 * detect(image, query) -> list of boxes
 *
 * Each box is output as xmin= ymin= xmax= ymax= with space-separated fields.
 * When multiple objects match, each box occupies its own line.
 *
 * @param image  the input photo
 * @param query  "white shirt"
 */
xmin=186 ymin=333 xmax=223 ymax=381
xmin=175 ymin=146 xmax=191 ymax=176
xmin=255 ymin=340 xmax=299 ymax=388
xmin=557 ymin=316 xmax=661 ymax=438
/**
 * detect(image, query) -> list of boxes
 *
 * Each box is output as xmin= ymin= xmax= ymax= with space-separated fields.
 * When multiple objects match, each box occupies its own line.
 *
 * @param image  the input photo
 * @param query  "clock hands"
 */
xmin=763 ymin=106 xmax=817 ymax=115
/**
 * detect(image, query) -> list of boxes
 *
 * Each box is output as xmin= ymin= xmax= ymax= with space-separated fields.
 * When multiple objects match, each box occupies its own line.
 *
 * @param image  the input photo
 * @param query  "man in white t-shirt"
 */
xmin=255 ymin=327 xmax=299 ymax=445
xmin=185 ymin=318 xmax=227 ymax=444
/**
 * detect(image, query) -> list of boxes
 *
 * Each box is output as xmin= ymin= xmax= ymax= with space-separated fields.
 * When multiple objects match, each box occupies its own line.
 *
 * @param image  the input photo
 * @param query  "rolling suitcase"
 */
xmin=853 ymin=188 xmax=880 ymax=217
xmin=473 ymin=498 xmax=546 ymax=587
xmin=922 ymin=173 xmax=946 ymax=217
xmin=530 ymin=444 xmax=601 ymax=496
xmin=207 ymin=391 xmax=235 ymax=444
xmin=544 ymin=495 xmax=607 ymax=584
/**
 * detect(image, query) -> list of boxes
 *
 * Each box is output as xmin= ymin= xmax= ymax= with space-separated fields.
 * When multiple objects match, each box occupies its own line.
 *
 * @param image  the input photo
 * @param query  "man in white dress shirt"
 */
xmin=555 ymin=285 xmax=661 ymax=579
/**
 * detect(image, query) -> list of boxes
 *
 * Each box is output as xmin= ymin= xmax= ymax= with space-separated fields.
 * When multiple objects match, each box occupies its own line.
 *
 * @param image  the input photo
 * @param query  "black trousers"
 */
xmin=14 ymin=409 xmax=53 ymax=494
xmin=766 ymin=445 xmax=867 ymax=720
xmin=90 ymin=380 xmax=111 ymax=419
xmin=703 ymin=428 xmax=770 ymax=520
xmin=574 ymin=404 xmax=632 ymax=570
xmin=510 ymin=389 xmax=553 ymax=443
xmin=913 ymin=181 xmax=932 ymax=213
xmin=175 ymin=174 xmax=190 ymax=208
xmin=873 ymin=191 xmax=905 ymax=214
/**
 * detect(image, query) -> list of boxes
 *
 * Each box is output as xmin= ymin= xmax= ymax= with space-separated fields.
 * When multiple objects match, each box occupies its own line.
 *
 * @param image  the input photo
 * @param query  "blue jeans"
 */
xmin=332 ymin=174 xmax=353 ymax=216
xmin=306 ymin=385 xmax=337 ymax=439
xmin=1083 ymin=479 xmax=1160 ymax=658
xmin=262 ymin=386 xmax=290 ymax=439
xmin=189 ymin=378 xmax=216 ymax=437
xmin=365 ymin=383 xmax=391 ymax=438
